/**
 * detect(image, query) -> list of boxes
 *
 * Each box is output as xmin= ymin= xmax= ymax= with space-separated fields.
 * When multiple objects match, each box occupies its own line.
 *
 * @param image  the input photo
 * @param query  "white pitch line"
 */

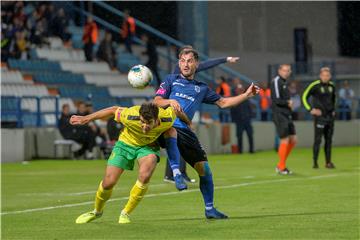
xmin=1 ymin=172 xmax=357 ymax=216
xmin=18 ymin=183 xmax=169 ymax=197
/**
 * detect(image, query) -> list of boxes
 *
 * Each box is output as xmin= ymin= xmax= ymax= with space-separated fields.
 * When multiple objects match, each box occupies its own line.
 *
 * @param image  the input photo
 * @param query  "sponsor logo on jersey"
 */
xmin=175 ymin=92 xmax=195 ymax=102
xmin=173 ymin=82 xmax=185 ymax=86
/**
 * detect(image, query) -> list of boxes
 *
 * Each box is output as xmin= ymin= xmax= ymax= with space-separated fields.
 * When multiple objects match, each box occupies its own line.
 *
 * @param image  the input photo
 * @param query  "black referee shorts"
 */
xmin=273 ymin=112 xmax=296 ymax=138
xmin=158 ymin=127 xmax=208 ymax=167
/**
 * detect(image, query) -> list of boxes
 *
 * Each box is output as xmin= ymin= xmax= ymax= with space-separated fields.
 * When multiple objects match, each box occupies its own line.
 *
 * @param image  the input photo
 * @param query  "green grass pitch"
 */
xmin=1 ymin=146 xmax=359 ymax=240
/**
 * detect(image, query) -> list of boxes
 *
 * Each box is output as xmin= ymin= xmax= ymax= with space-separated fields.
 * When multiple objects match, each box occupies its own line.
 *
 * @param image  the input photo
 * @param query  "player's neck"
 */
xmin=181 ymin=74 xmax=195 ymax=80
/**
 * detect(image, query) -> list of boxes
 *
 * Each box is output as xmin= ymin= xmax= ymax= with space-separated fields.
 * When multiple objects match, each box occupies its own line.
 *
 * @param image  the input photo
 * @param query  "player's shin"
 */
xmin=165 ymin=137 xmax=181 ymax=176
xmin=199 ymin=162 xmax=214 ymax=210
xmin=122 ymin=180 xmax=148 ymax=215
xmin=95 ymin=181 xmax=113 ymax=213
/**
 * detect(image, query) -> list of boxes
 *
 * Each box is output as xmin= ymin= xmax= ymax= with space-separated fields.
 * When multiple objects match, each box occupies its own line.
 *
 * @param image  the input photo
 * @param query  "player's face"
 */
xmin=320 ymin=71 xmax=331 ymax=83
xmin=179 ymin=53 xmax=198 ymax=79
xmin=139 ymin=116 xmax=157 ymax=133
xmin=278 ymin=66 xmax=292 ymax=80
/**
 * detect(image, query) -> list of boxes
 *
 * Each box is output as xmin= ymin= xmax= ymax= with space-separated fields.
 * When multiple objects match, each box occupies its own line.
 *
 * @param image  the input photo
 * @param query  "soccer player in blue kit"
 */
xmin=154 ymin=48 xmax=259 ymax=219
xmin=164 ymin=45 xmax=240 ymax=186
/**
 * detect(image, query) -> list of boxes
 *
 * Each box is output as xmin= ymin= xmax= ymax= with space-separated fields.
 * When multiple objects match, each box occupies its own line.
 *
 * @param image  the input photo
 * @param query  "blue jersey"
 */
xmin=156 ymin=74 xmax=221 ymax=129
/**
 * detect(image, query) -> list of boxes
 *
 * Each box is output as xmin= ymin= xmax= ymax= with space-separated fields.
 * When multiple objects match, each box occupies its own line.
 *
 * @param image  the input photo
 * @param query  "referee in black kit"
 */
xmin=302 ymin=67 xmax=336 ymax=169
xmin=270 ymin=64 xmax=297 ymax=175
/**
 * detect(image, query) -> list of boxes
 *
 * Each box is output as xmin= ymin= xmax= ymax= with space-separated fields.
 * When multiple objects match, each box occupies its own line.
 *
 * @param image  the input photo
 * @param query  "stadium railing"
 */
xmin=67 ymin=1 xmax=256 ymax=84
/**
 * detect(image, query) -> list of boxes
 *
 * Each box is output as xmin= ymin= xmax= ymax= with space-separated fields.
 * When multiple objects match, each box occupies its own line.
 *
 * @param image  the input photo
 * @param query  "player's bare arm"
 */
xmin=215 ymin=83 xmax=260 ymax=108
xmin=70 ymin=106 xmax=124 ymax=125
xmin=153 ymin=96 xmax=191 ymax=126
xmin=153 ymin=96 xmax=182 ymax=112
xmin=173 ymin=107 xmax=192 ymax=126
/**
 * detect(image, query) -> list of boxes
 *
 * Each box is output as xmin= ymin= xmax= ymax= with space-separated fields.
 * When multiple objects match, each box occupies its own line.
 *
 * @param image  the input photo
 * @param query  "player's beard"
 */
xmin=181 ymin=68 xmax=196 ymax=79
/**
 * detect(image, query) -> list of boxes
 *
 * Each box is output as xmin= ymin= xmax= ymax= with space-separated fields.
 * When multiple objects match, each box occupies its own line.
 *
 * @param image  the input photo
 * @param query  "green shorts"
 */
xmin=107 ymin=141 xmax=160 ymax=170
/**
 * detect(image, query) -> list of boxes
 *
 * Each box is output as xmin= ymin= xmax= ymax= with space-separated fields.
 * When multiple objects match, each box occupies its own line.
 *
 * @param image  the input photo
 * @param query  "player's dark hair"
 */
xmin=179 ymin=48 xmax=199 ymax=61
xmin=139 ymin=102 xmax=159 ymax=122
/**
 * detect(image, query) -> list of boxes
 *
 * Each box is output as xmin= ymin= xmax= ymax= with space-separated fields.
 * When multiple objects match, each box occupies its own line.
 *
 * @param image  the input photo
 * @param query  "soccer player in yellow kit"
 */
xmin=71 ymin=102 xmax=189 ymax=224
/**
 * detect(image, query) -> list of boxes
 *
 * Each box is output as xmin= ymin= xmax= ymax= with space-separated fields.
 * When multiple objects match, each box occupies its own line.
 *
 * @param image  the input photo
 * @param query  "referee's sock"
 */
xmin=199 ymin=162 xmax=214 ymax=210
xmin=165 ymin=137 xmax=181 ymax=177
xmin=277 ymin=142 xmax=288 ymax=170
xmin=285 ymin=141 xmax=296 ymax=159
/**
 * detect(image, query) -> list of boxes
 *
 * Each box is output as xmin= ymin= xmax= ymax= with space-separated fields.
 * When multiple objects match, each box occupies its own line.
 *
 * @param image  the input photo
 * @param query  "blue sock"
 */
xmin=165 ymin=137 xmax=180 ymax=173
xmin=199 ymin=163 xmax=214 ymax=210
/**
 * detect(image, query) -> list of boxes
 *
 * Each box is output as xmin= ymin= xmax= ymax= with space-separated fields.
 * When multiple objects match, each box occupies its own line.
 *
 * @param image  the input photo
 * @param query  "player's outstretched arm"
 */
xmin=173 ymin=107 xmax=191 ymax=126
xmin=70 ymin=106 xmax=123 ymax=125
xmin=215 ymin=83 xmax=260 ymax=109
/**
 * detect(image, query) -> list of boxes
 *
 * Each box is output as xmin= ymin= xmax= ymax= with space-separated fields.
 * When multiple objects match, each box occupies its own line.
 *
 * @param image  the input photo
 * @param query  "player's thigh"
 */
xmin=137 ymin=154 xmax=158 ymax=183
xmin=176 ymin=128 xmax=207 ymax=168
xmin=136 ymin=145 xmax=160 ymax=183
xmin=102 ymin=165 xmax=124 ymax=189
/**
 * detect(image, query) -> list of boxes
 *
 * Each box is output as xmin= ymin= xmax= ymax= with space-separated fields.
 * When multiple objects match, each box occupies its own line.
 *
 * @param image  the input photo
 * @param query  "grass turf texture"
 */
xmin=2 ymin=146 xmax=359 ymax=240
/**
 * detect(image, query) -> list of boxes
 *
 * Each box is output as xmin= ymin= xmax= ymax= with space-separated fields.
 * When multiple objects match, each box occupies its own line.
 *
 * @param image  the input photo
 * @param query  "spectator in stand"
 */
xmin=75 ymin=102 xmax=97 ymax=159
xmin=58 ymin=103 xmax=96 ymax=159
xmin=82 ymin=16 xmax=98 ymax=61
xmin=289 ymin=81 xmax=301 ymax=120
xmin=97 ymin=31 xmax=116 ymax=69
xmin=338 ymin=80 xmax=354 ymax=120
xmin=52 ymin=8 xmax=71 ymax=42
xmin=121 ymin=9 xmax=136 ymax=53
xmin=44 ymin=3 xmax=55 ymax=35
xmin=141 ymin=33 xmax=161 ymax=88
xmin=230 ymin=80 xmax=254 ymax=154
xmin=259 ymin=81 xmax=271 ymax=121
xmin=13 ymin=30 xmax=28 ymax=59
xmin=216 ymin=76 xmax=232 ymax=123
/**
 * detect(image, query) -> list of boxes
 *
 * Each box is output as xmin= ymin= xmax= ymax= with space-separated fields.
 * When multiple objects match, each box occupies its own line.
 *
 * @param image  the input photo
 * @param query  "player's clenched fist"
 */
xmin=70 ymin=115 xmax=89 ymax=125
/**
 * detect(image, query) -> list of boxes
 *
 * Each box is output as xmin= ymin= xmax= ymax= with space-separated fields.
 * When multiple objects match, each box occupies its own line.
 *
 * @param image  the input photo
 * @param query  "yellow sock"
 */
xmin=94 ymin=181 xmax=113 ymax=213
xmin=123 ymin=180 xmax=148 ymax=215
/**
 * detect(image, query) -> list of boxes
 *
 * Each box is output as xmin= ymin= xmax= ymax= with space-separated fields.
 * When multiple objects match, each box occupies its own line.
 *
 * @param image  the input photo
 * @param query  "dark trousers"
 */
xmin=261 ymin=111 xmax=269 ymax=121
xmin=124 ymin=36 xmax=133 ymax=53
xmin=313 ymin=119 xmax=334 ymax=164
xmin=84 ymin=42 xmax=94 ymax=61
xmin=68 ymin=130 xmax=96 ymax=156
xmin=236 ymin=121 xmax=254 ymax=153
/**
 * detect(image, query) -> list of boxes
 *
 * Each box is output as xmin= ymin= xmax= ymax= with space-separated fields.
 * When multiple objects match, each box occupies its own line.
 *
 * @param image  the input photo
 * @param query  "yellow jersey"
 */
xmin=114 ymin=106 xmax=176 ymax=147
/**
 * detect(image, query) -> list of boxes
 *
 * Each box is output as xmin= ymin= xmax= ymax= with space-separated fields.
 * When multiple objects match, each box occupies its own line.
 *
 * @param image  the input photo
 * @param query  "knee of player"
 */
xmin=194 ymin=161 xmax=212 ymax=176
xmin=164 ymin=127 xmax=177 ymax=138
xmin=102 ymin=178 xmax=117 ymax=189
xmin=138 ymin=172 xmax=152 ymax=184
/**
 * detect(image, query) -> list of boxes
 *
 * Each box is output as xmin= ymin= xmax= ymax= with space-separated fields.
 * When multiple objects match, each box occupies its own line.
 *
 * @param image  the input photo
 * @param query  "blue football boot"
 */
xmin=205 ymin=208 xmax=228 ymax=219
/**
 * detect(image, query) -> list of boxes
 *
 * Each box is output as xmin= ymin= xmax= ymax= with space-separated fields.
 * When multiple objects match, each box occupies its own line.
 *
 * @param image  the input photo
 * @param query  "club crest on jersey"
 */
xmin=321 ymin=87 xmax=325 ymax=93
xmin=195 ymin=86 xmax=200 ymax=93
xmin=328 ymin=86 xmax=333 ymax=93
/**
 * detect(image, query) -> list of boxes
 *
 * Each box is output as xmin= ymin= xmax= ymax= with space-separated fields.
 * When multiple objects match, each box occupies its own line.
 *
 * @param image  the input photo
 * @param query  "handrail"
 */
xmin=92 ymin=1 xmax=256 ymax=83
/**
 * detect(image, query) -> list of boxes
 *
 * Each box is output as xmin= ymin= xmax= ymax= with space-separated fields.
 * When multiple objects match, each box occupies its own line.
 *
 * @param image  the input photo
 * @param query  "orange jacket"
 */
xmin=216 ymin=82 xmax=232 ymax=97
xmin=121 ymin=16 xmax=136 ymax=38
xmin=259 ymin=88 xmax=271 ymax=110
xmin=82 ymin=22 xmax=98 ymax=44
